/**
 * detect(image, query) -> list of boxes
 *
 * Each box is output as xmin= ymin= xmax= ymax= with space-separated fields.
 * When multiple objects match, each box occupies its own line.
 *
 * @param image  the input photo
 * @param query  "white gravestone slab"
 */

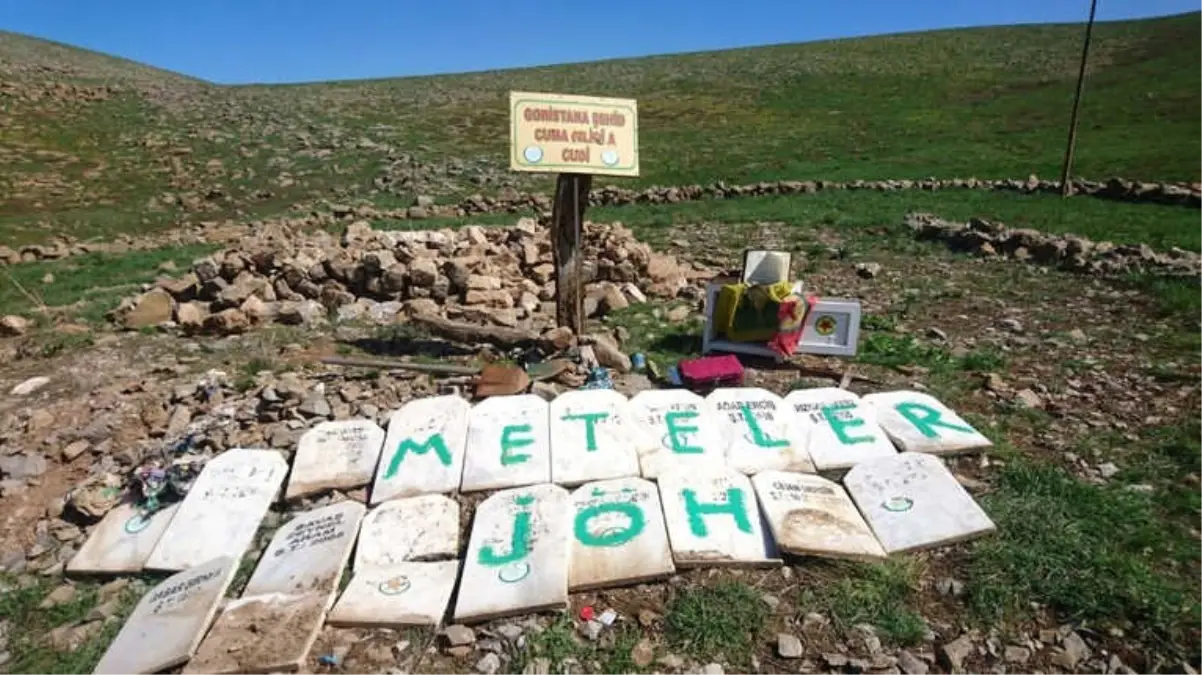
xmin=628 ymin=389 xmax=725 ymax=479
xmin=862 ymin=390 xmax=992 ymax=455
xmin=285 ymin=419 xmax=385 ymax=500
xmin=327 ymin=560 xmax=461 ymax=627
xmin=453 ymin=483 xmax=572 ymax=622
xmin=843 ymin=453 xmax=996 ymax=554
xmin=751 ymin=470 xmax=885 ymax=561
xmin=657 ymin=467 xmax=779 ymax=568
xmin=354 ymin=494 xmax=460 ymax=571
xmin=549 ymin=389 xmax=644 ymax=486
xmin=706 ymin=388 xmax=814 ymax=475
xmin=784 ymin=388 xmax=897 ymax=472
xmin=569 ymin=477 xmax=675 ymax=591
xmin=68 ymin=502 xmax=180 ymax=575
xmin=93 ymin=556 xmax=237 ymax=674
xmin=371 ymin=395 xmax=471 ymax=503
xmin=145 ymin=449 xmax=288 ymax=572
xmin=186 ymin=501 xmax=365 ymax=674
xmin=461 ymin=394 xmax=552 ymax=492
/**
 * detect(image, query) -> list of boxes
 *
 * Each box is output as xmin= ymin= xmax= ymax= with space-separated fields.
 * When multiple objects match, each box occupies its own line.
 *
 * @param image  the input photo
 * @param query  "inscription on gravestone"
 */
xmin=707 ymin=388 xmax=815 ymax=475
xmin=286 ymin=419 xmax=385 ymax=499
xmin=628 ymin=389 xmax=724 ymax=479
xmin=784 ymin=388 xmax=897 ymax=472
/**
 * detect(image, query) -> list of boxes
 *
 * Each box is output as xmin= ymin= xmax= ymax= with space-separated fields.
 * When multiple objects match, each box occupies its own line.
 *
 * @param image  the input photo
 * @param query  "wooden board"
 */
xmin=861 ymin=390 xmax=992 ymax=455
xmin=93 ymin=556 xmax=237 ymax=674
xmin=453 ymin=483 xmax=572 ymax=623
xmin=549 ymin=389 xmax=643 ymax=486
xmin=783 ymin=388 xmax=897 ymax=472
xmin=628 ymin=389 xmax=725 ymax=479
xmin=67 ymin=502 xmax=179 ymax=575
xmin=371 ymin=395 xmax=471 ymax=503
xmin=568 ymin=477 xmax=675 ymax=591
xmin=461 ymin=394 xmax=552 ymax=492
xmin=185 ymin=501 xmax=364 ymax=674
xmin=843 ymin=453 xmax=996 ymax=554
xmin=327 ymin=561 xmax=460 ymax=627
xmin=657 ymin=467 xmax=779 ymax=568
xmin=285 ymin=419 xmax=385 ymax=499
xmin=144 ymin=449 xmax=288 ymax=572
xmin=354 ymin=494 xmax=459 ymax=571
xmin=706 ymin=387 xmax=814 ymax=474
xmin=751 ymin=470 xmax=885 ymax=561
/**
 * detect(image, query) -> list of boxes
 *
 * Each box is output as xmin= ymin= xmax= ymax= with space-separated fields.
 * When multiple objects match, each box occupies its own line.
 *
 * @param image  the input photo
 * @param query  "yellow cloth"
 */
xmin=715 ymin=281 xmax=795 ymax=342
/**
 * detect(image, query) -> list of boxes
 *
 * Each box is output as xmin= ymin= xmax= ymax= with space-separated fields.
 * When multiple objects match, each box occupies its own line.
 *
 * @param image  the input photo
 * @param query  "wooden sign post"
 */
xmin=510 ymin=91 xmax=639 ymax=334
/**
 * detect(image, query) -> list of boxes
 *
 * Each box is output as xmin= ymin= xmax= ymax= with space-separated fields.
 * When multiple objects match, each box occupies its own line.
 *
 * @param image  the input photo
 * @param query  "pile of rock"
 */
xmin=905 ymin=212 xmax=1202 ymax=277
xmin=111 ymin=218 xmax=705 ymax=334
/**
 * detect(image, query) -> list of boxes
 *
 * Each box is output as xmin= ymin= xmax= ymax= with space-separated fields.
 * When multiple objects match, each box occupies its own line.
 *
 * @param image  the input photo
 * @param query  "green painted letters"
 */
xmin=895 ymin=401 xmax=975 ymax=439
xmin=822 ymin=405 xmax=874 ymax=445
xmin=574 ymin=501 xmax=646 ymax=547
xmin=479 ymin=495 xmax=534 ymax=566
xmin=682 ymin=487 xmax=752 ymax=537
xmin=500 ymin=423 xmax=534 ymax=466
xmin=665 ymin=410 xmax=703 ymax=454
xmin=562 ymin=411 xmax=609 ymax=451
xmin=384 ymin=433 xmax=451 ymax=479
xmin=740 ymin=404 xmax=788 ymax=448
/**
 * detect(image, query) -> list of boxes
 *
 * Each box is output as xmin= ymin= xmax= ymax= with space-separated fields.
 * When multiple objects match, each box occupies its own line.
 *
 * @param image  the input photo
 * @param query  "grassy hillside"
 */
xmin=0 ymin=12 xmax=1198 ymax=245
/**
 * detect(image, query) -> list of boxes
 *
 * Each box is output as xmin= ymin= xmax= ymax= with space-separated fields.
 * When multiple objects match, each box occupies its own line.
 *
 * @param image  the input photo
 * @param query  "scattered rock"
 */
xmin=666 ymin=305 xmax=691 ymax=322
xmin=935 ymin=577 xmax=964 ymax=597
xmin=1051 ymin=631 xmax=1091 ymax=670
xmin=701 ymin=663 xmax=724 ymax=675
xmin=39 ymin=583 xmax=76 ymax=608
xmin=298 ymin=394 xmax=332 ymax=418
xmin=897 ymin=650 xmax=929 ymax=674
xmin=10 ymin=376 xmax=50 ymax=396
xmin=122 ymin=288 xmax=174 ymax=328
xmin=1098 ymin=462 xmax=1120 ymax=479
xmin=938 ymin=635 xmax=974 ymax=673
xmin=926 ymin=327 xmax=948 ymax=341
xmin=855 ymin=262 xmax=882 ymax=279
xmin=1015 ymin=388 xmax=1044 ymax=409
xmin=60 ymin=440 xmax=90 ymax=462
xmin=657 ymin=654 xmax=684 ymax=669
xmin=475 ymin=652 xmax=501 ymax=674
xmin=0 ymin=315 xmax=30 ymax=337
xmin=631 ymin=638 xmax=655 ymax=667
xmin=0 ymin=453 xmax=48 ymax=480
xmin=443 ymin=624 xmax=475 ymax=647
xmin=588 ymin=333 xmax=632 ymax=373
xmin=777 ymin=634 xmax=804 ymax=659
xmin=1003 ymin=645 xmax=1031 ymax=664
xmin=999 ymin=317 xmax=1024 ymax=333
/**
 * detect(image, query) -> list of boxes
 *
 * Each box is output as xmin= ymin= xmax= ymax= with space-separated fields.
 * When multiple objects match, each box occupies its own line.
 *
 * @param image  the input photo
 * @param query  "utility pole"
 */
xmin=1059 ymin=0 xmax=1100 ymax=197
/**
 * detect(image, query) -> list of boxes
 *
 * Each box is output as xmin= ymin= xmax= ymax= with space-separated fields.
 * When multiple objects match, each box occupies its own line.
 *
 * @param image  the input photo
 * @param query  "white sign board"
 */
xmin=751 ymin=470 xmax=885 ymax=561
xmin=462 ymin=394 xmax=552 ymax=492
xmin=286 ymin=420 xmax=385 ymax=499
xmin=843 ymin=453 xmax=996 ymax=554
xmin=706 ymin=388 xmax=814 ymax=474
xmin=354 ymin=494 xmax=460 ymax=571
xmin=569 ymin=477 xmax=675 ymax=590
xmin=328 ymin=560 xmax=461 ymax=627
xmin=68 ymin=502 xmax=180 ymax=575
xmin=628 ymin=389 xmax=725 ymax=479
xmin=862 ymin=390 xmax=992 ymax=455
xmin=658 ymin=467 xmax=779 ymax=568
xmin=549 ymin=389 xmax=643 ymax=486
xmin=784 ymin=388 xmax=897 ymax=472
xmin=453 ymin=483 xmax=572 ymax=622
xmin=186 ymin=501 xmax=364 ymax=674
xmin=94 ymin=556 xmax=237 ymax=674
xmin=145 ymin=449 xmax=288 ymax=572
xmin=371 ymin=395 xmax=471 ymax=503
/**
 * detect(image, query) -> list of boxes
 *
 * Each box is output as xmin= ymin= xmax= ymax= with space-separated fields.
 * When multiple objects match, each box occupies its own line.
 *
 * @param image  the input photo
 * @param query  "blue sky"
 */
xmin=5 ymin=0 xmax=1197 ymax=84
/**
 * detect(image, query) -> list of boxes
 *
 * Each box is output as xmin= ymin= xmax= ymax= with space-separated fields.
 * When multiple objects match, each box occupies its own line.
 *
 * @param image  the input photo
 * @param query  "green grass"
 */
xmin=1 ymin=12 xmax=1198 ymax=244
xmin=598 ymin=302 xmax=705 ymax=369
xmin=0 ymin=243 xmax=219 ymax=322
xmin=967 ymin=451 xmax=1201 ymax=657
xmin=514 ymin=616 xmax=648 ymax=674
xmin=0 ymin=575 xmax=142 ymax=673
xmin=801 ymin=560 xmax=928 ymax=646
xmin=855 ymin=333 xmax=1007 ymax=375
xmin=591 ymin=190 xmax=1202 ymax=252
xmin=664 ymin=581 xmax=770 ymax=667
